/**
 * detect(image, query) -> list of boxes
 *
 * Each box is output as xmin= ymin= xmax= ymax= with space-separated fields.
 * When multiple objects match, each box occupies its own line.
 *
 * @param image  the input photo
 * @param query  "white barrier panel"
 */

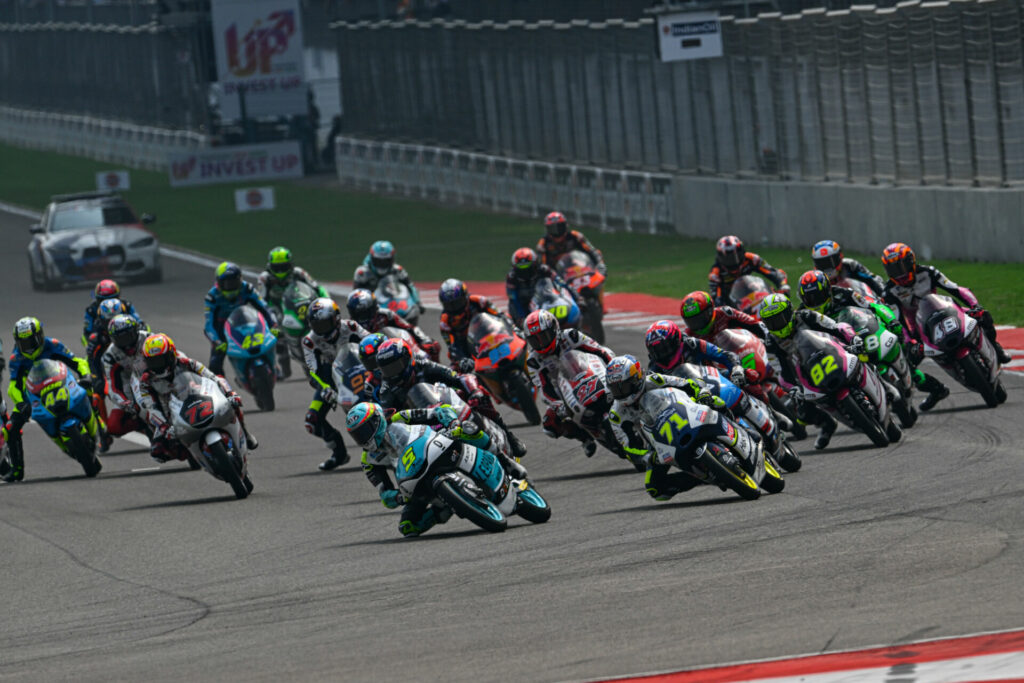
xmin=167 ymin=140 xmax=303 ymax=187
xmin=0 ymin=106 xmax=209 ymax=171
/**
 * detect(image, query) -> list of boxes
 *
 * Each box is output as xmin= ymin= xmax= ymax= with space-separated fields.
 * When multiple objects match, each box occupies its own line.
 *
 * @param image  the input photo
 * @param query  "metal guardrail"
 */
xmin=335 ymin=136 xmax=675 ymax=233
xmin=331 ymin=0 xmax=1024 ymax=187
xmin=0 ymin=106 xmax=210 ymax=171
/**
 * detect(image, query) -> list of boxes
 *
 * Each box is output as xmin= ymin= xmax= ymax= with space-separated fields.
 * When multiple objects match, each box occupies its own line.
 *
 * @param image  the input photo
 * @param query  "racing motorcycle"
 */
xmin=279 ymin=280 xmax=319 ymax=379
xmin=224 ymin=305 xmax=278 ymax=412
xmin=915 ymin=293 xmax=1007 ymax=408
xmin=835 ymin=306 xmax=916 ymax=427
xmin=167 ymin=369 xmax=253 ymax=499
xmin=556 ymin=250 xmax=606 ymax=343
xmin=376 ymin=273 xmax=420 ymax=325
xmin=466 ymin=312 xmax=540 ymax=425
xmin=531 ymin=277 xmax=581 ymax=331
xmin=791 ymin=329 xmax=901 ymax=447
xmin=640 ymin=387 xmax=785 ymax=500
xmin=713 ymin=327 xmax=806 ymax=440
xmin=24 ymin=359 xmax=102 ymax=477
xmin=331 ymin=342 xmax=376 ymax=413
xmin=394 ymin=427 xmax=550 ymax=533
xmin=834 ymin=275 xmax=878 ymax=301
xmin=729 ymin=276 xmax=774 ymax=316
xmin=379 ymin=325 xmax=431 ymax=363
xmin=553 ymin=349 xmax=628 ymax=460
xmin=674 ymin=362 xmax=801 ymax=472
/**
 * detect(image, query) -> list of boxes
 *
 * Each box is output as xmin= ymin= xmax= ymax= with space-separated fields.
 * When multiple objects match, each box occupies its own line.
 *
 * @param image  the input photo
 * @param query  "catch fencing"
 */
xmin=332 ymin=0 xmax=1024 ymax=187
xmin=335 ymin=136 xmax=675 ymax=233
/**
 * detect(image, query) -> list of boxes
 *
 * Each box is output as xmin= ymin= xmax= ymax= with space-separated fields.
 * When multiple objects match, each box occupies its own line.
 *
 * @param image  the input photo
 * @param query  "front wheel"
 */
xmin=582 ymin=298 xmax=605 ymax=345
xmin=776 ymin=442 xmax=802 ymax=472
xmin=960 ymin=353 xmax=999 ymax=408
xmin=250 ymin=363 xmax=276 ymax=412
xmin=508 ymin=370 xmax=540 ymax=425
xmin=839 ymin=393 xmax=889 ymax=448
xmin=207 ymin=440 xmax=249 ymax=499
xmin=514 ymin=484 xmax=551 ymax=523
xmin=434 ymin=476 xmax=507 ymax=532
xmin=700 ymin=445 xmax=761 ymax=501
xmin=759 ymin=457 xmax=786 ymax=494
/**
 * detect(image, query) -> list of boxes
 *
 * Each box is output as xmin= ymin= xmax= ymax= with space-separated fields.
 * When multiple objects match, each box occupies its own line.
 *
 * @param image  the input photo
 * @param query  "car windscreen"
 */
xmin=50 ymin=206 xmax=137 ymax=232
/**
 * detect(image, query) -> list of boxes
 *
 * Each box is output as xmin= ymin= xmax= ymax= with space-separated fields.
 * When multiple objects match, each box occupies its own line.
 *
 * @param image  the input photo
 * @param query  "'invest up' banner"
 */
xmin=212 ymin=0 xmax=306 ymax=120
xmin=168 ymin=141 xmax=303 ymax=187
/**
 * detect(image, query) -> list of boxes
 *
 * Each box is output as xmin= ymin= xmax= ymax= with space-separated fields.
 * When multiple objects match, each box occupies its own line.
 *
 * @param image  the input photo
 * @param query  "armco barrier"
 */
xmin=335 ymin=136 xmax=675 ymax=234
xmin=0 ymin=106 xmax=209 ymax=171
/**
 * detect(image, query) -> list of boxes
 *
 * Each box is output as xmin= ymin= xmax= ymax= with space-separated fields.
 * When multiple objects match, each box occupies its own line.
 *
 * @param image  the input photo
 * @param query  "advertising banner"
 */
xmin=234 ymin=187 xmax=276 ymax=212
xmin=168 ymin=141 xmax=303 ymax=187
xmin=95 ymin=170 xmax=130 ymax=191
xmin=212 ymin=0 xmax=307 ymax=120
xmin=656 ymin=11 xmax=723 ymax=62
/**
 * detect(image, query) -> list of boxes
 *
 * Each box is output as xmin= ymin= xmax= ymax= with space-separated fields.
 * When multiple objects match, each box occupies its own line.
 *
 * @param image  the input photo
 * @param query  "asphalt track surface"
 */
xmin=1 ymin=208 xmax=1022 ymax=683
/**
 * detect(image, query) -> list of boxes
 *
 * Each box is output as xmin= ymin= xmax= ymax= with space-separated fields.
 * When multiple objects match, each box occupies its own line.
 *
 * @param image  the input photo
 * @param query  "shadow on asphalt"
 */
xmin=539 ymin=467 xmax=637 ymax=483
xmin=336 ymin=527 xmax=488 ymax=548
xmin=105 ymin=447 xmax=151 ymax=456
xmin=99 ymin=467 xmax=195 ymax=480
xmin=119 ymin=494 xmax=240 ymax=510
xmin=926 ymin=403 xmax=997 ymax=415
xmin=594 ymin=496 xmax=744 ymax=515
xmin=807 ymin=442 xmax=883 ymax=455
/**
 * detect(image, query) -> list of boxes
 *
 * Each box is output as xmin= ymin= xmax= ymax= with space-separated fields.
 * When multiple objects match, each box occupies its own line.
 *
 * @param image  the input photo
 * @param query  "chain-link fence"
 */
xmin=0 ymin=4 xmax=212 ymax=130
xmin=333 ymin=0 xmax=1024 ymax=187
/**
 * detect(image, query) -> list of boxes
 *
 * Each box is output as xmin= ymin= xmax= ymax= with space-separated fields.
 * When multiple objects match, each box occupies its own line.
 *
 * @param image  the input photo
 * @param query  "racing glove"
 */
xmin=456 ymin=358 xmax=476 ymax=374
xmin=227 ymin=392 xmax=243 ymax=409
xmin=432 ymin=405 xmax=460 ymax=428
xmin=380 ymin=489 xmax=403 ymax=509
xmin=845 ymin=337 xmax=865 ymax=356
xmin=729 ymin=366 xmax=746 ymax=386
xmin=696 ymin=389 xmax=716 ymax=407
xmin=906 ymin=339 xmax=925 ymax=365
xmin=214 ymin=342 xmax=228 ymax=354
xmin=319 ymin=386 xmax=337 ymax=406
xmin=77 ymin=375 xmax=93 ymax=392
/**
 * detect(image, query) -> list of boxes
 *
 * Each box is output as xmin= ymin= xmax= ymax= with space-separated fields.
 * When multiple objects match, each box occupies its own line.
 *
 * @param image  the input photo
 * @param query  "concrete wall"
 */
xmin=673 ymin=176 xmax=1024 ymax=263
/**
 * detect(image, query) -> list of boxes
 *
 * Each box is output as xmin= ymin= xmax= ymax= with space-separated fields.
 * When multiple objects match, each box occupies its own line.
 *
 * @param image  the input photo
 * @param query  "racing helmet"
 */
xmin=94 ymin=279 xmax=120 ymax=301
xmin=215 ymin=262 xmax=243 ymax=300
xmin=544 ymin=211 xmax=569 ymax=240
xmin=358 ymin=332 xmax=387 ymax=371
xmin=811 ymin=240 xmax=843 ymax=282
xmin=346 ymin=289 xmax=377 ymax=327
xmin=716 ymin=235 xmax=746 ymax=271
xmin=439 ymin=278 xmax=469 ymax=316
xmin=511 ymin=247 xmax=538 ymax=282
xmin=798 ymin=270 xmax=832 ymax=314
xmin=308 ymin=297 xmax=341 ymax=340
xmin=644 ymin=320 xmax=683 ymax=368
xmin=97 ymin=298 xmax=127 ymax=323
xmin=376 ymin=338 xmax=415 ymax=383
xmin=523 ymin=310 xmax=559 ymax=355
xmin=369 ymin=241 xmax=395 ymax=274
xmin=759 ymin=294 xmax=796 ymax=338
xmin=606 ymin=355 xmax=645 ymax=404
xmin=13 ymin=316 xmax=45 ymax=360
xmin=267 ymin=246 xmax=294 ymax=280
xmin=346 ymin=402 xmax=388 ymax=450
xmin=108 ymin=315 xmax=142 ymax=353
xmin=881 ymin=242 xmax=916 ymax=286
xmin=680 ymin=291 xmax=716 ymax=336
xmin=142 ymin=333 xmax=177 ymax=378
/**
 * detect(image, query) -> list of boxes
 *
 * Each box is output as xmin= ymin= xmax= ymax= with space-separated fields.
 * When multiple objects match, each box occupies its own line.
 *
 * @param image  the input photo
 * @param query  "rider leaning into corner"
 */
xmin=257 ymin=246 xmax=328 ymax=379
xmin=505 ymin=247 xmax=577 ymax=327
xmin=203 ymin=262 xmax=278 ymax=377
xmin=438 ymin=278 xmax=518 ymax=367
xmin=811 ymin=240 xmax=885 ymax=296
xmin=346 ymin=289 xmax=441 ymax=362
xmin=708 ymin=235 xmax=789 ymax=307
xmin=352 ymin=240 xmax=425 ymax=315
xmin=534 ymin=211 xmax=607 ymax=275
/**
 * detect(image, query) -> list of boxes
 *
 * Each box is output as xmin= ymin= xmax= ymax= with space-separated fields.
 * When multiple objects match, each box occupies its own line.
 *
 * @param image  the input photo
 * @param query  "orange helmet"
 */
xmin=142 ymin=333 xmax=177 ymax=378
xmin=511 ymin=247 xmax=539 ymax=281
xmin=881 ymin=242 xmax=916 ymax=286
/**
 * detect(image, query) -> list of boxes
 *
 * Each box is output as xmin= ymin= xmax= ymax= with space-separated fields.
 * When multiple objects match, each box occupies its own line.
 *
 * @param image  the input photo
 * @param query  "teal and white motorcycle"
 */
xmin=395 ymin=427 xmax=550 ymax=533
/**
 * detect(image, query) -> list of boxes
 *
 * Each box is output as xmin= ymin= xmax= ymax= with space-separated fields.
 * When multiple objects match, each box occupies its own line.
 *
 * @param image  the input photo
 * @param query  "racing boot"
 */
xmin=98 ymin=426 xmax=114 ymax=454
xmin=318 ymin=440 xmax=350 ymax=471
xmin=582 ymin=437 xmax=597 ymax=457
xmin=506 ymin=430 xmax=527 ymax=459
xmin=916 ymin=373 xmax=949 ymax=412
xmin=994 ymin=341 xmax=1012 ymax=365
xmin=813 ymin=413 xmax=838 ymax=450
xmin=2 ymin=436 xmax=25 ymax=483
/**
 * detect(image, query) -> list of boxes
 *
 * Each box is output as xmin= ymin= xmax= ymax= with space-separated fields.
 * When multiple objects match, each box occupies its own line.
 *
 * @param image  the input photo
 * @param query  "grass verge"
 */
xmin=2 ymin=142 xmax=1022 ymax=324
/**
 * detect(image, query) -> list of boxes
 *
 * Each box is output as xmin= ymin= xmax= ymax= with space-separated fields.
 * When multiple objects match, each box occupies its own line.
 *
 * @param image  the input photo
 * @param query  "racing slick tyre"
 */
xmin=839 ymin=394 xmax=889 ymax=448
xmin=886 ymin=420 xmax=903 ymax=443
xmin=67 ymin=428 xmax=101 ymax=477
xmin=514 ymin=484 xmax=551 ymax=524
xmin=960 ymin=354 xmax=1000 ymax=408
xmin=759 ymin=456 xmax=786 ymax=494
xmin=435 ymin=476 xmax=507 ymax=533
xmin=251 ymin=364 xmax=276 ymax=412
xmin=893 ymin=396 xmax=918 ymax=429
xmin=509 ymin=370 xmax=541 ymax=426
xmin=209 ymin=440 xmax=249 ymax=499
xmin=700 ymin=445 xmax=761 ymax=501
xmin=776 ymin=442 xmax=802 ymax=472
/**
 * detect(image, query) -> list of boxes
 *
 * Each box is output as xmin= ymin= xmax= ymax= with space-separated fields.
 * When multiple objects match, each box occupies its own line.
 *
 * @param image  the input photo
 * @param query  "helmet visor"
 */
xmin=309 ymin=315 xmax=335 ymax=337
xmin=269 ymin=261 xmax=291 ymax=275
xmin=546 ymin=222 xmax=568 ymax=238
xmin=112 ymin=327 xmax=139 ymax=350
xmin=526 ymin=327 xmax=557 ymax=353
xmin=16 ymin=332 xmax=43 ymax=357
xmin=647 ymin=339 xmax=677 ymax=364
xmin=884 ymin=258 xmax=914 ymax=281
xmin=371 ymin=255 xmax=393 ymax=272
xmin=441 ymin=292 xmax=468 ymax=314
xmin=145 ymin=351 xmax=174 ymax=375
xmin=812 ymin=253 xmax=842 ymax=275
xmin=683 ymin=307 xmax=713 ymax=333
xmin=719 ymin=249 xmax=744 ymax=269
xmin=349 ymin=413 xmax=382 ymax=448
xmin=609 ymin=374 xmax=642 ymax=401
xmin=761 ymin=308 xmax=794 ymax=332
xmin=218 ymin=272 xmax=242 ymax=296
xmin=800 ymin=286 xmax=830 ymax=310
xmin=378 ymin=353 xmax=409 ymax=380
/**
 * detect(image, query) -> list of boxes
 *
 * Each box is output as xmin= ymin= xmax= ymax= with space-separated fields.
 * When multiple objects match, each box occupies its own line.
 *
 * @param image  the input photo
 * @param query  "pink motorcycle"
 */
xmin=791 ymin=329 xmax=902 ymax=448
xmin=915 ymin=294 xmax=1007 ymax=407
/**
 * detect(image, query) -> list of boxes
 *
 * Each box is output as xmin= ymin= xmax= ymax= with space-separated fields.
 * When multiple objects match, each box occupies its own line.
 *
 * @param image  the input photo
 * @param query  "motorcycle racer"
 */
xmin=203 ymin=262 xmax=278 ymax=376
xmin=534 ymin=211 xmax=607 ymax=275
xmin=522 ymin=309 xmax=614 ymax=457
xmin=708 ymin=235 xmax=789 ymax=306
xmin=258 ymin=246 xmax=328 ymax=379
xmin=301 ymin=297 xmax=370 ymax=471
xmin=82 ymin=279 xmax=144 ymax=347
xmin=4 ymin=317 xmax=97 ymax=482
xmin=881 ymin=242 xmax=1012 ymax=371
xmin=811 ymin=240 xmax=885 ymax=295
xmin=505 ymin=247 xmax=577 ymax=327
xmin=101 ymin=315 xmax=151 ymax=442
xmin=352 ymin=240 xmax=424 ymax=314
xmin=137 ymin=333 xmax=258 ymax=463
xmin=346 ymin=289 xmax=441 ymax=361
xmin=438 ymin=278 xmax=516 ymax=365
xmin=679 ymin=290 xmax=767 ymax=341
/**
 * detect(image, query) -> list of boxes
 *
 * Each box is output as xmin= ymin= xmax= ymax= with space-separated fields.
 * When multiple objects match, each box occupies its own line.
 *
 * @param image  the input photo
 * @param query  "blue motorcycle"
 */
xmin=25 ymin=359 xmax=102 ymax=477
xmin=530 ymin=277 xmax=581 ymax=330
xmin=224 ymin=305 xmax=278 ymax=412
xmin=395 ymin=428 xmax=550 ymax=533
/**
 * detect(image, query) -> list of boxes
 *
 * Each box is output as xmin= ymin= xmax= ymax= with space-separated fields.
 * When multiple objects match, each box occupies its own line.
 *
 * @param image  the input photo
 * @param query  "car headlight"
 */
xmin=129 ymin=236 xmax=156 ymax=248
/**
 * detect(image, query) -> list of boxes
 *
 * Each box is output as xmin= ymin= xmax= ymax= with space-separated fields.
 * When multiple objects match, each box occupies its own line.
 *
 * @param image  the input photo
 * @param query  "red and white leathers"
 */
xmin=525 ymin=328 xmax=614 ymax=440
xmin=100 ymin=330 xmax=152 ymax=437
xmin=137 ymin=353 xmax=234 ymax=433
xmin=686 ymin=306 xmax=766 ymax=342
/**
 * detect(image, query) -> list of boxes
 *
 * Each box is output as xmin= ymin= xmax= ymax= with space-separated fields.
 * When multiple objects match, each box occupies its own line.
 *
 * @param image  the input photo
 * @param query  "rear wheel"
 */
xmin=960 ymin=354 xmax=999 ymax=408
xmin=251 ymin=363 xmax=276 ymax=412
xmin=839 ymin=393 xmax=889 ymax=447
xmin=67 ymin=428 xmax=101 ymax=477
xmin=700 ymin=446 xmax=761 ymax=501
xmin=769 ymin=392 xmax=805 ymax=440
xmin=893 ymin=396 xmax=918 ymax=428
xmin=208 ymin=440 xmax=249 ymax=499
xmin=435 ymin=477 xmax=506 ymax=532
xmin=886 ymin=420 xmax=903 ymax=443
xmin=508 ymin=371 xmax=540 ymax=425
xmin=583 ymin=298 xmax=605 ymax=344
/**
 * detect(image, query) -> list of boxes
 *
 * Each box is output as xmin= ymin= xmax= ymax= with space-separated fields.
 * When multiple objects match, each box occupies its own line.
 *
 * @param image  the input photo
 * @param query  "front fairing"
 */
xmin=225 ymin=306 xmax=277 ymax=359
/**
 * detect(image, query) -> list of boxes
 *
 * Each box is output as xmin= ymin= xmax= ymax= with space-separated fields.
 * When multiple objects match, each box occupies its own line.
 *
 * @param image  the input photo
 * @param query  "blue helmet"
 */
xmin=346 ymin=402 xmax=388 ymax=450
xmin=98 ymin=297 xmax=127 ymax=322
xmin=347 ymin=289 xmax=377 ymax=326
xmin=369 ymin=240 xmax=395 ymax=274
xmin=216 ymin=261 xmax=243 ymax=300
xmin=358 ymin=332 xmax=388 ymax=370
